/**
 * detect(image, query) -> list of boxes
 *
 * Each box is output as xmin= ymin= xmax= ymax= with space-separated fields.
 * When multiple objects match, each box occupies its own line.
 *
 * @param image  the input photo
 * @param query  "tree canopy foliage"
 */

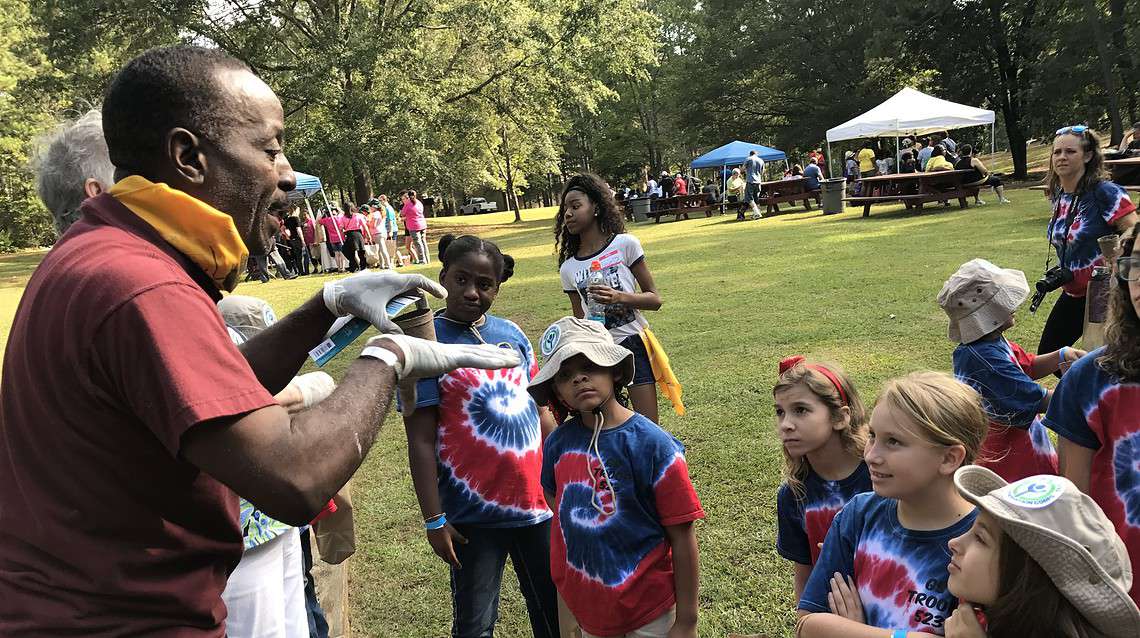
xmin=0 ymin=0 xmax=1136 ymax=247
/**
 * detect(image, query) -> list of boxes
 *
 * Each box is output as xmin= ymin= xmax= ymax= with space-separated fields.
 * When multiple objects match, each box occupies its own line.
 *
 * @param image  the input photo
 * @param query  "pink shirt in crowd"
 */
xmin=318 ymin=216 xmax=344 ymax=243
xmin=302 ymin=217 xmax=317 ymax=245
xmin=368 ymin=212 xmax=385 ymax=237
xmin=401 ymin=199 xmax=426 ymax=232
xmin=339 ymin=213 xmax=367 ymax=233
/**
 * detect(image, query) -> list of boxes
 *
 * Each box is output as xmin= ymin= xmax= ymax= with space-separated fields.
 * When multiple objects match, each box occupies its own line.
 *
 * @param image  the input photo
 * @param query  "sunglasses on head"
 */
xmin=1055 ymin=125 xmax=1089 ymax=136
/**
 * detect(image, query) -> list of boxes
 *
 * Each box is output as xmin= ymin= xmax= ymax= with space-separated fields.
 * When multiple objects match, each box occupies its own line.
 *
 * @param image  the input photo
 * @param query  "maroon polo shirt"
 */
xmin=0 ymin=194 xmax=277 ymax=635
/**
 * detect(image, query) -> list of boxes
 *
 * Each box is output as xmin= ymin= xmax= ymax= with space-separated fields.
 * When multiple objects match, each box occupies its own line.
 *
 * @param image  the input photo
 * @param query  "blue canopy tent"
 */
xmin=690 ymin=141 xmax=788 ymax=213
xmin=286 ymin=170 xmax=333 ymax=216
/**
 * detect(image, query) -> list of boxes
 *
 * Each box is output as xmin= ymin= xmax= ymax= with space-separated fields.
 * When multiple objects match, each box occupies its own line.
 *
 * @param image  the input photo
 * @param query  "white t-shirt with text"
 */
xmin=559 ymin=233 xmax=649 ymax=341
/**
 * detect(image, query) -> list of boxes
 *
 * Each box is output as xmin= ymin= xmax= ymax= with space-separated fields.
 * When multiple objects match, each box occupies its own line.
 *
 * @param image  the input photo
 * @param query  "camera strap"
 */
xmin=1048 ymin=191 xmax=1082 ymax=267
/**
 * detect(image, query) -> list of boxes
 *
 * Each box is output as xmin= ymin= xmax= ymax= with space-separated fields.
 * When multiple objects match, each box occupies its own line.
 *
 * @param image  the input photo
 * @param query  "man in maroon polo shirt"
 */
xmin=0 ymin=46 xmax=517 ymax=636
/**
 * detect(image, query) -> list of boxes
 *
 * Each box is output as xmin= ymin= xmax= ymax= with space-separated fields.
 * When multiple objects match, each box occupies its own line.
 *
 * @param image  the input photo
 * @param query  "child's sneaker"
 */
xmin=1000 ymin=198 xmax=1012 ymax=204
xmin=976 ymin=198 xmax=987 ymax=205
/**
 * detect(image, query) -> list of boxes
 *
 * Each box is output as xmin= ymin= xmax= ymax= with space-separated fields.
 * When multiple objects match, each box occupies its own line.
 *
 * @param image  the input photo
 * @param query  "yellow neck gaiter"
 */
xmin=110 ymin=175 xmax=249 ymax=292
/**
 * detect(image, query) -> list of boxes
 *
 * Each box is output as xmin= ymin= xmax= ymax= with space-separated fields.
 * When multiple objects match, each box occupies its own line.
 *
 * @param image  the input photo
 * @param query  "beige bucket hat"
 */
xmin=937 ymin=258 xmax=1029 ymax=344
xmin=954 ymin=466 xmax=1140 ymax=638
xmin=528 ymin=317 xmax=634 ymax=406
xmin=218 ymin=294 xmax=278 ymax=341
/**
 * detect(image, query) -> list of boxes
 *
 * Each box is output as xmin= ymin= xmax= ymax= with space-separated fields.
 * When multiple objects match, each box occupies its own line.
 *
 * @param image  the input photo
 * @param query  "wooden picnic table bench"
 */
xmin=844 ymin=170 xmax=980 ymax=217
xmin=649 ymin=193 xmax=717 ymax=222
xmin=1107 ymin=157 xmax=1140 ymax=191
xmin=757 ymin=177 xmax=821 ymax=215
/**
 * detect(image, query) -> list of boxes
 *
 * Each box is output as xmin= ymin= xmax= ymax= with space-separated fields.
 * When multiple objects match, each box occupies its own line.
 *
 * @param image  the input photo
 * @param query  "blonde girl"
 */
xmin=797 ymin=371 xmax=988 ymax=638
xmin=773 ymin=356 xmax=871 ymax=601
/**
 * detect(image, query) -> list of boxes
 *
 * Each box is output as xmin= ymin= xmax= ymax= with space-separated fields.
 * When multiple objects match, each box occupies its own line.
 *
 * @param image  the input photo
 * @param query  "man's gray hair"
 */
xmin=31 ymin=109 xmax=116 ymax=237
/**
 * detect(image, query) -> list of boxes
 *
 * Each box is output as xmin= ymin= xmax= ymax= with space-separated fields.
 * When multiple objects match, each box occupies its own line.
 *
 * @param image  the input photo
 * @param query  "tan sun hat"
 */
xmin=937 ymin=258 xmax=1029 ymax=344
xmin=954 ymin=466 xmax=1140 ymax=638
xmin=527 ymin=317 xmax=634 ymax=406
xmin=218 ymin=294 xmax=278 ymax=341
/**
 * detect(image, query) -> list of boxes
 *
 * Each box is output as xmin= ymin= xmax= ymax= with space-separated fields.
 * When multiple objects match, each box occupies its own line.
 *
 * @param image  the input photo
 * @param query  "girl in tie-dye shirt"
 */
xmin=1044 ymin=226 xmax=1140 ymax=609
xmin=798 ymin=372 xmax=988 ymax=637
xmin=401 ymin=234 xmax=560 ymax=637
xmin=773 ymin=357 xmax=871 ymax=602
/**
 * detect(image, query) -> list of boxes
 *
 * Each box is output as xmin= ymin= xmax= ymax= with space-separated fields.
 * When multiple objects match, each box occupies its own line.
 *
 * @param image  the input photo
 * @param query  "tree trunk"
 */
xmin=986 ymin=0 xmax=1030 ymax=179
xmin=1108 ymin=0 xmax=1138 ymax=121
xmin=352 ymin=161 xmax=371 ymax=205
xmin=1084 ymin=0 xmax=1124 ymax=144
xmin=501 ymin=125 xmax=522 ymax=223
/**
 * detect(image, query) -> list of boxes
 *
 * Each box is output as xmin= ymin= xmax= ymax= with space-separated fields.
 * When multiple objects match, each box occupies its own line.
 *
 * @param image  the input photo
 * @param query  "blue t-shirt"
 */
xmin=776 ymin=463 xmax=871 ymax=565
xmin=1042 ymin=348 xmax=1140 ymax=606
xmin=408 ymin=314 xmax=551 ymax=528
xmin=1047 ymin=181 xmax=1135 ymax=298
xmin=803 ymin=164 xmax=822 ymax=190
xmin=918 ymin=146 xmax=934 ymax=170
xmin=953 ymin=338 xmax=1057 ymax=482
xmin=540 ymin=413 xmax=705 ymax=637
xmin=800 ymin=493 xmax=976 ymax=634
xmin=744 ymin=155 xmax=765 ymax=184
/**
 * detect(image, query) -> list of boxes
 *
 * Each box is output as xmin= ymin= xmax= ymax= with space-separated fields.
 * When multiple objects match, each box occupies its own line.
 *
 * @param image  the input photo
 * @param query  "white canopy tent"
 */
xmin=825 ymin=87 xmax=996 ymax=175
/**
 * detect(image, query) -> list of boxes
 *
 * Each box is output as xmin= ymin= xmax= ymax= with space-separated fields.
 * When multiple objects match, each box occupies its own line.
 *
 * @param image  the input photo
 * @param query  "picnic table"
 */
xmin=844 ymin=170 xmax=980 ymax=218
xmin=1107 ymin=157 xmax=1140 ymax=192
xmin=648 ymin=193 xmax=716 ymax=222
xmin=757 ymin=177 xmax=821 ymax=215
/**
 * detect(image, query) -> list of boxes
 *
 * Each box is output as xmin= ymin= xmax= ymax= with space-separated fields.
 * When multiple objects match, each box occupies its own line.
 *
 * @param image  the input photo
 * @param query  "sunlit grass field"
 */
xmin=0 ymin=188 xmax=1064 ymax=636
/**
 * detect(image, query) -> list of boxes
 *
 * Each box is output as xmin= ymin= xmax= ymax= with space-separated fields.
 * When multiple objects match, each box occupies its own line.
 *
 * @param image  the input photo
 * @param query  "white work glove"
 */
xmin=323 ymin=271 xmax=446 ymax=333
xmin=362 ymin=334 xmax=522 ymax=407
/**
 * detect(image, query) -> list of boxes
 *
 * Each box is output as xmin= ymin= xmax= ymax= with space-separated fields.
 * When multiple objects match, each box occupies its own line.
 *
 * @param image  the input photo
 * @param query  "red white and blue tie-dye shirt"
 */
xmin=800 ymin=493 xmax=976 ymax=634
xmin=408 ymin=314 xmax=551 ymax=528
xmin=1043 ymin=348 xmax=1140 ymax=606
xmin=540 ymin=413 xmax=704 ymax=637
xmin=776 ymin=463 xmax=871 ymax=565
xmin=953 ymin=337 xmax=1058 ymax=482
xmin=1047 ymin=181 xmax=1135 ymax=298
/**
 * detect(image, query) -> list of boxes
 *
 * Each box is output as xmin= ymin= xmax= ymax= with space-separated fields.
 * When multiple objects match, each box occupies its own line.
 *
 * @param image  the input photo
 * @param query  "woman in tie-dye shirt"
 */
xmin=797 ymin=372 xmax=987 ymax=637
xmin=401 ymin=234 xmax=559 ymax=638
xmin=1037 ymin=126 xmax=1136 ymax=355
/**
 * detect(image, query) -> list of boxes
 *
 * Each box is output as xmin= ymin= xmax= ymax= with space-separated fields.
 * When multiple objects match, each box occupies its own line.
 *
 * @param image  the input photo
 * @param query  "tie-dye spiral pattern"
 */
xmin=777 ymin=463 xmax=872 ymax=565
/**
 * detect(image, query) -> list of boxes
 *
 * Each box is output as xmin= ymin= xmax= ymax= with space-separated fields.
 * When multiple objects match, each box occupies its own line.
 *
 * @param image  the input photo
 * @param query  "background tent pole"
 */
xmin=991 ymin=122 xmax=996 ymax=155
xmin=827 ymin=141 xmax=834 ymax=177
xmin=320 ymin=187 xmax=333 ymax=213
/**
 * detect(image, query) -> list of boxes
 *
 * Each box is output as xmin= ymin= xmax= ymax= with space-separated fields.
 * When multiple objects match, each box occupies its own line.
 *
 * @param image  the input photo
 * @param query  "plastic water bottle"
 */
xmin=586 ymin=261 xmax=606 ymax=323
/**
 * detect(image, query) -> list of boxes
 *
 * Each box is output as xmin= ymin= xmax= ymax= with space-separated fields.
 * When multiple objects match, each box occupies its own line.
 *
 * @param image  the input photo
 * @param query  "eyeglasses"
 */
xmin=1117 ymin=256 xmax=1140 ymax=282
xmin=1056 ymin=125 xmax=1089 ymax=136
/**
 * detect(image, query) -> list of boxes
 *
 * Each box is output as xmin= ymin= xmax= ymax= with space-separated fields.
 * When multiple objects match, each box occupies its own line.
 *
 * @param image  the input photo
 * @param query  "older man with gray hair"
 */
xmin=30 ymin=109 xmax=116 ymax=237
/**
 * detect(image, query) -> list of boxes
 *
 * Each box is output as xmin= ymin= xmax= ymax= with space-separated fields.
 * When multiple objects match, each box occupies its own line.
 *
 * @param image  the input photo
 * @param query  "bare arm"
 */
xmin=793 ymin=563 xmax=813 ymax=604
xmin=404 ymin=406 xmax=443 ymax=521
xmin=665 ymin=522 xmax=699 ymax=633
xmin=538 ymin=406 xmax=557 ymax=441
xmin=238 ymin=294 xmax=337 ymax=394
xmin=1057 ymin=437 xmax=1095 ymax=493
xmin=1114 ymin=211 xmax=1138 ymax=233
xmin=566 ymin=291 xmax=585 ymax=319
xmin=624 ymin=258 xmax=663 ymax=311
xmin=795 ymin=612 xmax=927 ymax=638
xmin=182 ymin=348 xmax=401 ymax=526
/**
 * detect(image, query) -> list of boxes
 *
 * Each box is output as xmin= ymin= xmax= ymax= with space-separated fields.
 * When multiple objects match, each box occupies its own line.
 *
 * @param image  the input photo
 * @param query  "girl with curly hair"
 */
xmin=553 ymin=173 xmax=681 ymax=425
xmin=1043 ymin=225 xmax=1140 ymax=608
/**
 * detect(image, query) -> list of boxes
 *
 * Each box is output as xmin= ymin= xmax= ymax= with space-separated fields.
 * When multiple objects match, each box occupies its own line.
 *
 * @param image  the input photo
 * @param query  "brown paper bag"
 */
xmin=314 ymin=482 xmax=355 ymax=565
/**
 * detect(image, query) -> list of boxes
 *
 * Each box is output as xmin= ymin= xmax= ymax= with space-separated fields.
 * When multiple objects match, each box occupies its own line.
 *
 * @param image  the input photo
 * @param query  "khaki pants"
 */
xmin=577 ymin=606 xmax=675 ymax=638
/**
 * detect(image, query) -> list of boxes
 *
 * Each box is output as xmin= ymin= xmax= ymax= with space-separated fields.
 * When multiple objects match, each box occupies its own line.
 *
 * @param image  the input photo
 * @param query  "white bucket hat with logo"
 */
xmin=527 ymin=317 xmax=634 ymax=407
xmin=937 ymin=258 xmax=1030 ymax=344
xmin=218 ymin=294 xmax=278 ymax=342
xmin=954 ymin=466 xmax=1140 ymax=638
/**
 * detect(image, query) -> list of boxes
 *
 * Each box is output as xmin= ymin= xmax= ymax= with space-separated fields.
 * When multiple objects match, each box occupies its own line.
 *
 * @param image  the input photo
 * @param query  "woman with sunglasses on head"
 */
xmin=1037 ymin=126 xmax=1137 ymax=356
xmin=1042 ymin=225 xmax=1140 ymax=609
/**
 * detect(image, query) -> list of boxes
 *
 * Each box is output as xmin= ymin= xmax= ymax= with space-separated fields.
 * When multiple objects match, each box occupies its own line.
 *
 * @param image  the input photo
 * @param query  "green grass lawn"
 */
xmin=0 ymin=190 xmax=1064 ymax=637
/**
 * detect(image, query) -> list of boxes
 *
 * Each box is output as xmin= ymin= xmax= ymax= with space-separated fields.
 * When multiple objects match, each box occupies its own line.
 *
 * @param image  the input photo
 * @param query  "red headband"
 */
xmin=778 ymin=356 xmax=848 ymax=406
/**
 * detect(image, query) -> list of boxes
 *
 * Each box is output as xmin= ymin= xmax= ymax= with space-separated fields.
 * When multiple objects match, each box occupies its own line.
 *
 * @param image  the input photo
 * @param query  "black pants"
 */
xmin=287 ymin=239 xmax=307 ymax=275
xmin=1037 ymin=292 xmax=1086 ymax=356
xmin=343 ymin=230 xmax=366 ymax=272
xmin=449 ymin=520 xmax=558 ymax=638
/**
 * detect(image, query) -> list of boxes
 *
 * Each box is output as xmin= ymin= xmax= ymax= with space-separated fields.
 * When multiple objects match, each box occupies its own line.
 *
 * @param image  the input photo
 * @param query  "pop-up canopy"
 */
xmin=286 ymin=170 xmax=333 ymax=214
xmin=826 ymin=88 xmax=995 ymax=142
xmin=691 ymin=140 xmax=787 ymax=169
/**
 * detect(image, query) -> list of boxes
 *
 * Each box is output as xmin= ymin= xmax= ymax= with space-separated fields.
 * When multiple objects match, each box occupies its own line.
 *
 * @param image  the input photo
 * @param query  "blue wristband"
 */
xmin=892 ymin=630 xmax=907 ymax=638
xmin=425 ymin=514 xmax=448 ymax=531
